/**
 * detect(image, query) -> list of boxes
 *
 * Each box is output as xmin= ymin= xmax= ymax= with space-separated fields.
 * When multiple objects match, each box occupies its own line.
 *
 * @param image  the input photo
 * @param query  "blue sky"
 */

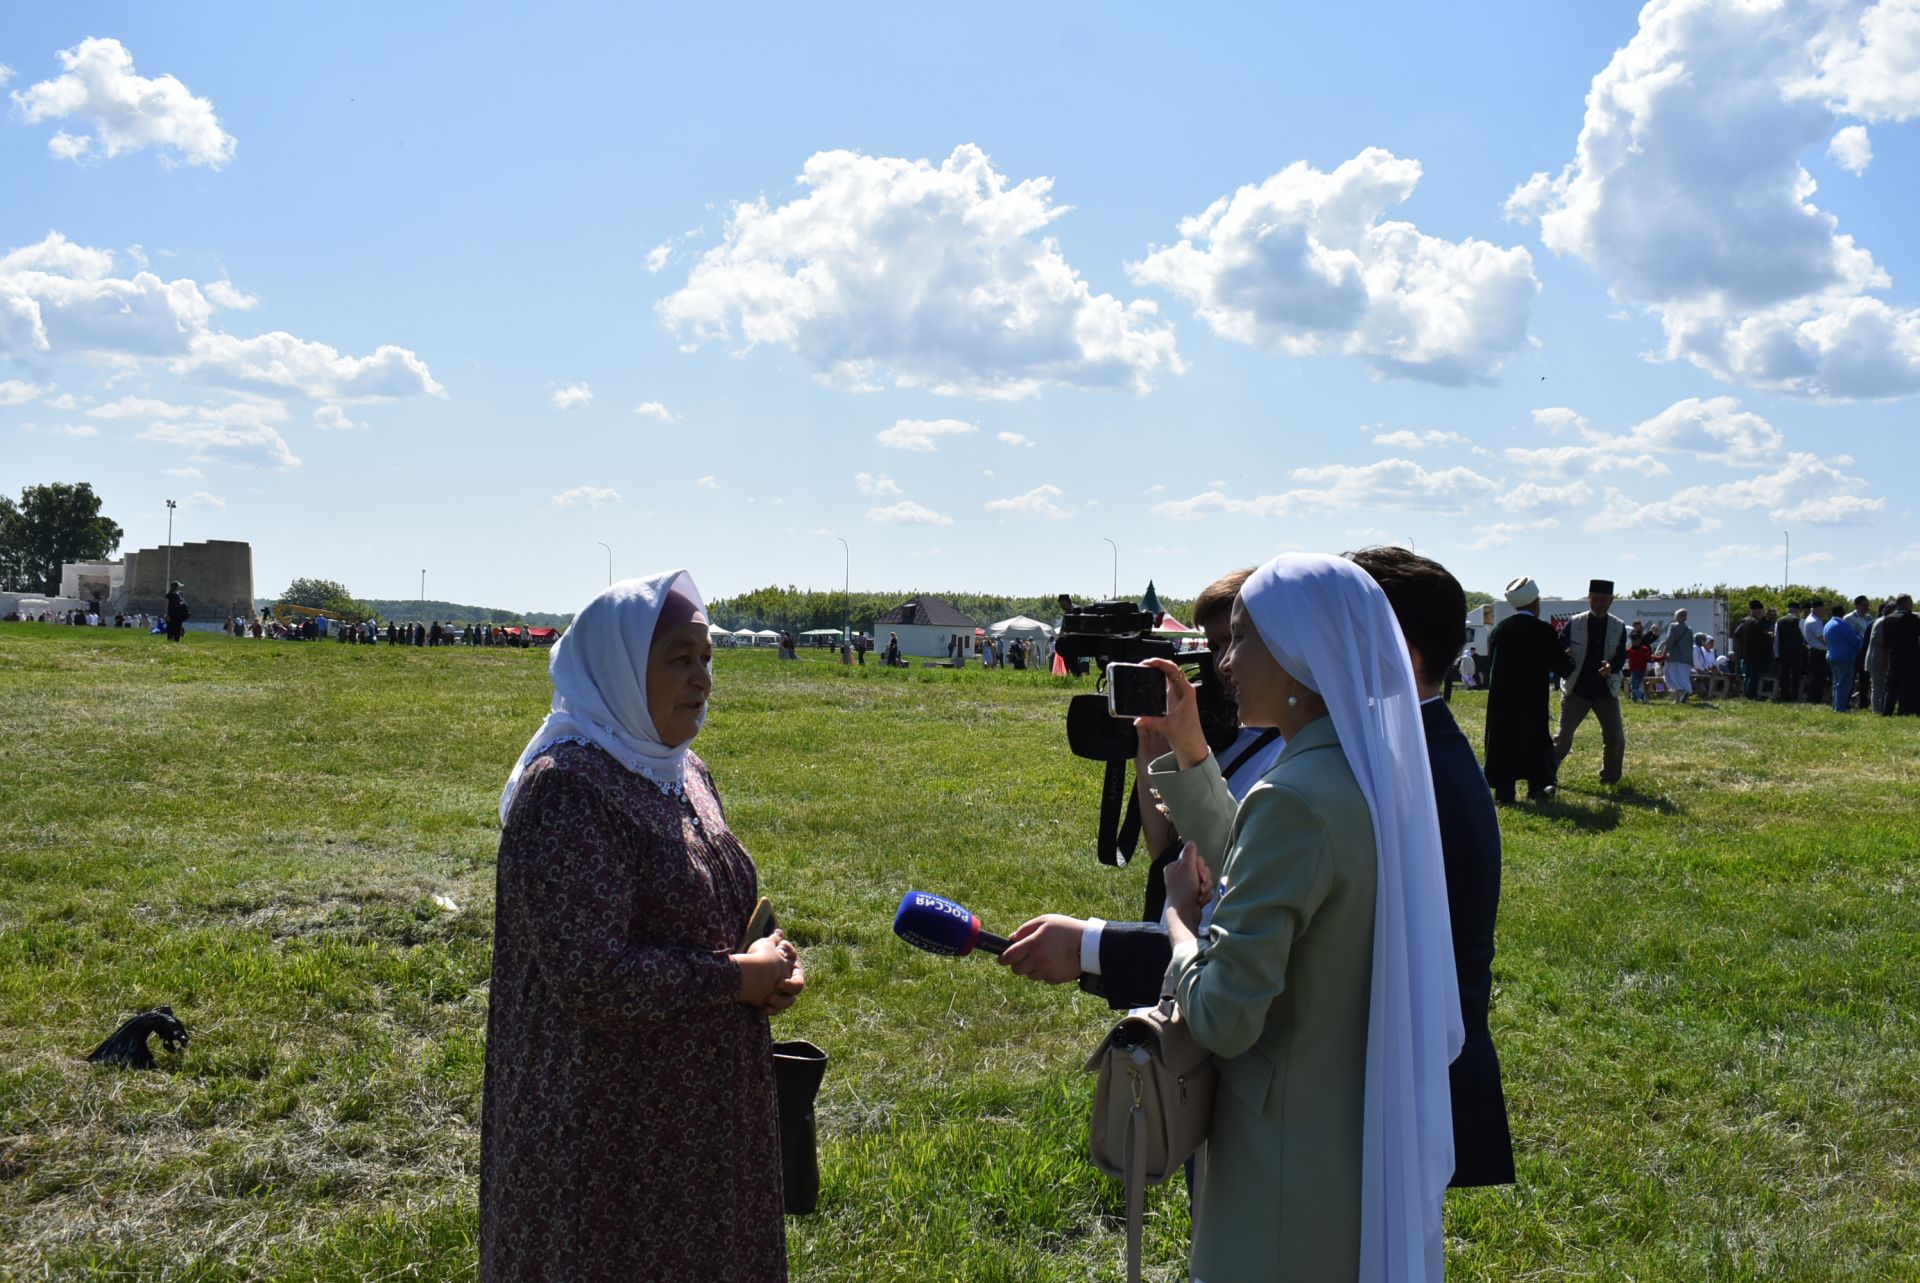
xmin=4 ymin=2 xmax=1916 ymax=612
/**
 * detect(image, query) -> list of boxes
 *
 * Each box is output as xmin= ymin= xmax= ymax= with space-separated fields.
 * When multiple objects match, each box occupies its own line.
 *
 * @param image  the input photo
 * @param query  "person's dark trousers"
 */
xmin=1742 ymin=658 xmax=1767 ymax=701
xmin=1553 ymin=691 xmax=1625 ymax=783
xmin=1890 ymin=669 xmax=1920 ymax=716
xmin=1775 ymin=655 xmax=1804 ymax=702
xmin=1805 ymin=656 xmax=1829 ymax=703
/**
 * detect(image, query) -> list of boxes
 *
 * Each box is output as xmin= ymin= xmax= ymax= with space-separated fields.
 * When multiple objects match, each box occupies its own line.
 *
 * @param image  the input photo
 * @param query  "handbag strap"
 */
xmin=1124 ymin=1055 xmax=1147 ymax=1283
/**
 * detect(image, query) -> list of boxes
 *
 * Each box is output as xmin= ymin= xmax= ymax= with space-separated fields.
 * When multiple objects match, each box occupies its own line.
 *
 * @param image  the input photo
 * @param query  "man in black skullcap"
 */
xmin=1484 ymin=575 xmax=1574 ymax=804
xmin=1553 ymin=578 xmax=1629 ymax=786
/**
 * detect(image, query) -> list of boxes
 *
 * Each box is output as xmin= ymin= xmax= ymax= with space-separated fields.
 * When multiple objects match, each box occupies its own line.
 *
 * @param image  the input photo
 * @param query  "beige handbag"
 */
xmin=1086 ymin=997 xmax=1216 ymax=1283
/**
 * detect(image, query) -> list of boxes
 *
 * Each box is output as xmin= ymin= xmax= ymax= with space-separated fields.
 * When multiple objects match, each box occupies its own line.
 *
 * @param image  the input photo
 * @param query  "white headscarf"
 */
xmin=498 ymin=569 xmax=708 ymax=824
xmin=1240 ymin=553 xmax=1463 ymax=1283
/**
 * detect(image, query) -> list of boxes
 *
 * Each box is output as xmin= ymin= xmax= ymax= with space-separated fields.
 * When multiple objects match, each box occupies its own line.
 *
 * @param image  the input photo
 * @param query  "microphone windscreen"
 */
xmin=892 ymin=891 xmax=982 ymax=957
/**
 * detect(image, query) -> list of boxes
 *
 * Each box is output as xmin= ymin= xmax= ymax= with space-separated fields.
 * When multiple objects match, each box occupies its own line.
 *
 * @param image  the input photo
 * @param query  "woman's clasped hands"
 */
xmin=736 ymin=928 xmax=805 ymax=1017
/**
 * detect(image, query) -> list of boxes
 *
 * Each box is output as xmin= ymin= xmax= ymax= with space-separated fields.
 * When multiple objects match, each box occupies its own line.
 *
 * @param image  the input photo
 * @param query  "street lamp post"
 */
xmin=420 ymin=569 xmax=426 ymax=615
xmin=1102 ymin=537 xmax=1118 ymax=599
xmin=834 ymin=536 xmax=850 ymax=659
xmin=164 ymin=499 xmax=178 ymax=589
xmin=597 ymin=541 xmax=613 ymax=586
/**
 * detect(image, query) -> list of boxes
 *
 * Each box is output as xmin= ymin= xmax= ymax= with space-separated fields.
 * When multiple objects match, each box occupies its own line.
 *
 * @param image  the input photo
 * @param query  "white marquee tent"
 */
xmin=988 ymin=614 xmax=1053 ymax=638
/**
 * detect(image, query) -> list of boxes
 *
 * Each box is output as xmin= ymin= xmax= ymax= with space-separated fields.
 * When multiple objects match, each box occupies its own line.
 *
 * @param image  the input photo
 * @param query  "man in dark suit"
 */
xmin=1775 ymin=602 xmax=1807 ymax=703
xmin=1883 ymin=595 xmax=1920 ymax=716
xmin=1346 ymin=545 xmax=1515 ymax=1187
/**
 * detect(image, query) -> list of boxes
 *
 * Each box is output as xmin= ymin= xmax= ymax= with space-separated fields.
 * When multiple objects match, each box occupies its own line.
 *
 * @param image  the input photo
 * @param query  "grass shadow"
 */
xmin=1525 ymin=792 xmax=1623 ymax=832
xmin=1607 ymin=784 xmax=1682 ymax=816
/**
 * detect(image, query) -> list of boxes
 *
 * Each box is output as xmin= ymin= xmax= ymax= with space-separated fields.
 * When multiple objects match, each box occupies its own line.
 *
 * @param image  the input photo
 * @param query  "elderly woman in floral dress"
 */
xmin=481 ymin=570 xmax=802 ymax=1283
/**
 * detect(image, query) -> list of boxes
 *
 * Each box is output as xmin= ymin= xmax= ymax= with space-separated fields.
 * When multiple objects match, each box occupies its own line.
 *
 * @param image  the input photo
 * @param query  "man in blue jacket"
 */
xmin=1823 ymin=600 xmax=1865 ymax=713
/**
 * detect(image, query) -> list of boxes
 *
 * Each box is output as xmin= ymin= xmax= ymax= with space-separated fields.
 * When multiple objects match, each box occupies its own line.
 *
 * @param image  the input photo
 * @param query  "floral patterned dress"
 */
xmin=480 ymin=742 xmax=785 ymax=1282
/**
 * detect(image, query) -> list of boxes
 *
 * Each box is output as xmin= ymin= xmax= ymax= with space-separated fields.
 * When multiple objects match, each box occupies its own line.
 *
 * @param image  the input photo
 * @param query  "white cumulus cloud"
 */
xmin=1470 ymin=520 xmax=1557 ymax=550
xmin=1153 ymin=458 xmax=1500 ymax=520
xmin=0 ymin=232 xmax=443 ymax=400
xmin=0 ymin=379 xmax=50 ymax=405
xmin=696 ymin=475 xmax=719 ymax=490
xmin=140 ymin=419 xmax=300 ymax=470
xmin=865 ymin=500 xmax=953 ymax=526
xmin=1827 ymin=124 xmax=1875 ymax=173
xmin=551 ymin=485 xmax=622 ymax=509
xmin=1502 ymin=445 xmax=1671 ymax=479
xmin=996 ymin=431 xmax=1036 ymax=448
xmin=313 ymin=404 xmax=367 ymax=431
xmin=1610 ymin=396 xmax=1785 ymax=465
xmin=658 ymin=144 xmax=1183 ymax=399
xmin=1372 ymin=429 xmax=1467 ymax=450
xmin=985 ymin=484 xmax=1071 ymax=520
xmin=855 ymin=472 xmax=903 ymax=496
xmin=1129 ymin=148 xmax=1538 ymax=385
xmin=877 ymin=417 xmax=978 ymax=451
xmin=1670 ymin=451 xmax=1885 ymax=525
xmin=633 ymin=400 xmax=676 ymax=420
xmin=52 ymin=423 xmax=98 ymax=437
xmin=1585 ymin=487 xmax=1722 ymax=533
xmin=551 ymin=382 xmax=593 ymax=411
xmin=12 ymin=38 xmax=236 ymax=168
xmin=181 ymin=490 xmax=225 ymax=508
xmin=1507 ymin=0 xmax=1920 ymax=399
xmin=203 ymin=279 xmax=259 ymax=310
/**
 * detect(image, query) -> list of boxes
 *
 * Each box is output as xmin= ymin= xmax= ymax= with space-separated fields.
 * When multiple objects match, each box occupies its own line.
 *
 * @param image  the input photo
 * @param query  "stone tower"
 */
xmin=118 ymin=539 xmax=255 ymax=624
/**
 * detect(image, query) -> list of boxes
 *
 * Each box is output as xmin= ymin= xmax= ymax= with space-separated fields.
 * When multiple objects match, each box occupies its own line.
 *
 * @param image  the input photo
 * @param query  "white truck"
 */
xmin=1464 ymin=596 xmax=1732 ymax=659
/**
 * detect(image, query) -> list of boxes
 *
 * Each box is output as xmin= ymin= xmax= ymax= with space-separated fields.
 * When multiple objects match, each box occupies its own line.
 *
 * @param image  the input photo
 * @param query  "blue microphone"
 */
xmin=892 ymin=891 xmax=1010 ymax=958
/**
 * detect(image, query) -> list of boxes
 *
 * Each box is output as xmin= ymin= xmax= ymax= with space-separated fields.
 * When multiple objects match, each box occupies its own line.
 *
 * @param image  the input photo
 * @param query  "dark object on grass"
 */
xmin=87 ymin=1007 xmax=190 ymax=1069
xmin=772 ymin=1040 xmax=828 ymax=1214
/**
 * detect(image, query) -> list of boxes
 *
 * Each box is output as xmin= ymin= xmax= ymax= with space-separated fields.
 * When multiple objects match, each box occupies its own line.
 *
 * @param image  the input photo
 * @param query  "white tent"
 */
xmin=752 ymin=628 xmax=780 ymax=644
xmin=988 ymin=614 xmax=1053 ymax=638
xmin=707 ymin=623 xmax=731 ymax=636
xmin=798 ymin=628 xmax=842 ymax=636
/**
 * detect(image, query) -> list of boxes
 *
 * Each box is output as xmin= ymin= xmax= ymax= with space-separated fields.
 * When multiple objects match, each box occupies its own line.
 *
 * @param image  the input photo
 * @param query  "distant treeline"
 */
xmin=256 ymin=597 xmax=573 ymax=628
xmin=704 ymin=585 xmax=1198 ymax=636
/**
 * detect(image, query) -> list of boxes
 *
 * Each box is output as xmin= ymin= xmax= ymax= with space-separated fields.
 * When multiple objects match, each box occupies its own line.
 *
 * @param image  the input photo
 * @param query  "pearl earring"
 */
xmin=1287 ymin=694 xmax=1299 ymax=707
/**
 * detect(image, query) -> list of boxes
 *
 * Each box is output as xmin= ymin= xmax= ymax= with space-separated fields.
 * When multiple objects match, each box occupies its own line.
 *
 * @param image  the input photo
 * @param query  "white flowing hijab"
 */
xmin=1240 ymin=553 xmax=1463 ymax=1283
xmin=498 ymin=569 xmax=708 ymax=825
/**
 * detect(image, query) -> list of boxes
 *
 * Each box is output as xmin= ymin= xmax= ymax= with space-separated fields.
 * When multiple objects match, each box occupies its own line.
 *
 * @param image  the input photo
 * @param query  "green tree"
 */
xmin=0 ymin=482 xmax=124 ymax=595
xmin=279 ymin=578 xmax=354 ymax=609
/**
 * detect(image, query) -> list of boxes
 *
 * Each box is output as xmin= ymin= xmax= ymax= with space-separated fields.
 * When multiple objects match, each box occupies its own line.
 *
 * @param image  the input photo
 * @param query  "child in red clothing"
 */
xmin=1626 ymin=631 xmax=1653 ymax=703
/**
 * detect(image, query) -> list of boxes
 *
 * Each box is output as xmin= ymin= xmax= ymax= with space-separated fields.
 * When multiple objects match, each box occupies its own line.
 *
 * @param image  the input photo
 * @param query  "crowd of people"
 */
xmin=1726 ymin=595 xmax=1920 ymax=714
xmin=208 ymin=612 xmax=553 ymax=647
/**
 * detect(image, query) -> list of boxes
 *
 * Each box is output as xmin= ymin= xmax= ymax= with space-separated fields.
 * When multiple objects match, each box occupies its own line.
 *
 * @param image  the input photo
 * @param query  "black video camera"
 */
xmin=1056 ymin=599 xmax=1240 ymax=866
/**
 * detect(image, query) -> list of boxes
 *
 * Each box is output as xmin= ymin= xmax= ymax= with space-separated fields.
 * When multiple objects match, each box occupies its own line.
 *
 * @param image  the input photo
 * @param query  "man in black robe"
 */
xmin=1484 ymin=575 xmax=1573 ymax=804
xmin=164 ymin=581 xmax=189 ymax=643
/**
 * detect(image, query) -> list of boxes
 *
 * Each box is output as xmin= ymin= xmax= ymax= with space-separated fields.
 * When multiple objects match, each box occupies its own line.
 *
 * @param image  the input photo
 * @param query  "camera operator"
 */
xmin=998 ymin=569 xmax=1284 ymax=1000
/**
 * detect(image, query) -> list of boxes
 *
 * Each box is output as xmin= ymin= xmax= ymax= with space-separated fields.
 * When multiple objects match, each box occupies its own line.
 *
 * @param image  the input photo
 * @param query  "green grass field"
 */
xmin=2 ymin=623 xmax=1916 ymax=1281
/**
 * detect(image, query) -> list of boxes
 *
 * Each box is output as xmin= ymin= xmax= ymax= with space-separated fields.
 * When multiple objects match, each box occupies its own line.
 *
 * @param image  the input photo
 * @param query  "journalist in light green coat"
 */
xmin=1148 ymin=716 xmax=1375 ymax=1281
xmin=1146 ymin=555 xmax=1461 ymax=1283
xmin=1140 ymin=592 xmax=1380 ymax=1282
